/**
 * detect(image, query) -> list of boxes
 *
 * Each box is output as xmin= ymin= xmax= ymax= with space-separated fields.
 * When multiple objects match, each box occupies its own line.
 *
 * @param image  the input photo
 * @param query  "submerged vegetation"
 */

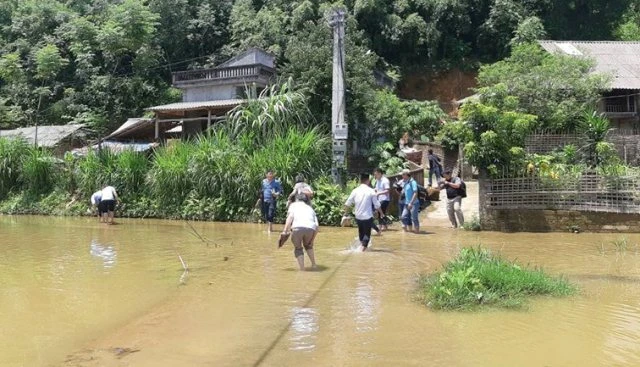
xmin=419 ymin=247 xmax=576 ymax=311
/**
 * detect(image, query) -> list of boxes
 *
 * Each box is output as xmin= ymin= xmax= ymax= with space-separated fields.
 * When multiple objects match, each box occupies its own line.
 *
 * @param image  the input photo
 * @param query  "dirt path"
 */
xmin=423 ymin=180 xmax=479 ymax=228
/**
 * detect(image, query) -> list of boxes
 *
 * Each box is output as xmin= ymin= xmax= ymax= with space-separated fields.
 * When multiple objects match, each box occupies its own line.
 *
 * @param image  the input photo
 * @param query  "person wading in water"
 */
xmin=440 ymin=170 xmax=465 ymax=229
xmin=281 ymin=193 xmax=319 ymax=270
xmin=99 ymin=185 xmax=119 ymax=225
xmin=343 ymin=173 xmax=382 ymax=252
xmin=259 ymin=170 xmax=282 ymax=233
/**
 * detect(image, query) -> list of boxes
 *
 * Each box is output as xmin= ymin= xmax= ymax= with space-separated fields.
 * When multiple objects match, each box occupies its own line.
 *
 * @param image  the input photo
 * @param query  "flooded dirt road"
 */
xmin=2 ymin=215 xmax=640 ymax=366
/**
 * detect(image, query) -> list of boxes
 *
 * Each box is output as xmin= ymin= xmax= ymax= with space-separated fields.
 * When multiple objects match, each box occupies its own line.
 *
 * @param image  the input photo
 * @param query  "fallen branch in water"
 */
xmin=185 ymin=220 xmax=221 ymax=247
xmin=177 ymin=253 xmax=188 ymax=271
xmin=175 ymin=250 xmax=189 ymax=285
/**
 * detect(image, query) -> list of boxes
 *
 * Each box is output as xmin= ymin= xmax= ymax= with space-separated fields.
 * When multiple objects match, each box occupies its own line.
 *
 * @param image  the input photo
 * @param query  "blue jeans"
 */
xmin=261 ymin=200 xmax=276 ymax=222
xmin=428 ymin=166 xmax=442 ymax=186
xmin=402 ymin=203 xmax=420 ymax=229
xmin=398 ymin=202 xmax=412 ymax=227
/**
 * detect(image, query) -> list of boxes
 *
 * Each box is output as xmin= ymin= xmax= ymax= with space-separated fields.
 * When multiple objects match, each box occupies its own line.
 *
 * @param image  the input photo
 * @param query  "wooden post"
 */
xmin=154 ymin=115 xmax=159 ymax=141
xmin=207 ymin=110 xmax=212 ymax=131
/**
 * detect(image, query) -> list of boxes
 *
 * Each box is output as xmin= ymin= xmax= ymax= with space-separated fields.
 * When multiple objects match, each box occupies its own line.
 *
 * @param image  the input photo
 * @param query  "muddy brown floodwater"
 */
xmin=2 ymin=215 xmax=640 ymax=366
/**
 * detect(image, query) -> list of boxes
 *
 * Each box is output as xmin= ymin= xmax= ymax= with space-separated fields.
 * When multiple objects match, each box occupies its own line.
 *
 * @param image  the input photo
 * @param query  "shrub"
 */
xmin=462 ymin=215 xmax=482 ymax=231
xmin=436 ymin=121 xmax=473 ymax=150
xmin=418 ymin=247 xmax=576 ymax=310
xmin=147 ymin=141 xmax=195 ymax=207
xmin=21 ymin=149 xmax=56 ymax=196
xmin=76 ymin=149 xmax=119 ymax=197
xmin=311 ymin=177 xmax=348 ymax=226
xmin=0 ymin=137 xmax=30 ymax=199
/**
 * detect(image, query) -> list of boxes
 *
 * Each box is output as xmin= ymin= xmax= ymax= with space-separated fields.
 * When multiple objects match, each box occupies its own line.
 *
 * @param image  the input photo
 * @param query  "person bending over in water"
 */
xmin=90 ymin=190 xmax=102 ymax=222
xmin=344 ymin=173 xmax=381 ymax=252
xmin=282 ymin=194 xmax=318 ymax=270
xmin=99 ymin=185 xmax=119 ymax=225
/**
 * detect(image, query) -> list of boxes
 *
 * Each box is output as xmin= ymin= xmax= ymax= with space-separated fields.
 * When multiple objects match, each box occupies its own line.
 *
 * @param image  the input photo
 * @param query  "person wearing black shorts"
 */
xmin=99 ymin=185 xmax=119 ymax=224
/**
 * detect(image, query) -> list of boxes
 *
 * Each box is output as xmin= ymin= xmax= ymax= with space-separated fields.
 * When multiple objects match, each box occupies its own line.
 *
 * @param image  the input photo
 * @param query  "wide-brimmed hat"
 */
xmin=401 ymin=168 xmax=411 ymax=175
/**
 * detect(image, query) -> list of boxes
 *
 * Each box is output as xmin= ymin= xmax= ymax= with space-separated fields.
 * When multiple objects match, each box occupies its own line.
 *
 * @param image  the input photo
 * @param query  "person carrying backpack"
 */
xmin=440 ymin=170 xmax=465 ymax=229
xmin=400 ymin=169 xmax=420 ymax=234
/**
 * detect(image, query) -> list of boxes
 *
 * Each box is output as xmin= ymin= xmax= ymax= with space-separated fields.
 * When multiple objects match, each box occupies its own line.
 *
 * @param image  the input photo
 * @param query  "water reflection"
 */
xmin=289 ymin=307 xmax=319 ymax=351
xmin=603 ymin=303 xmax=640 ymax=365
xmin=89 ymin=240 xmax=117 ymax=269
xmin=354 ymin=280 xmax=378 ymax=333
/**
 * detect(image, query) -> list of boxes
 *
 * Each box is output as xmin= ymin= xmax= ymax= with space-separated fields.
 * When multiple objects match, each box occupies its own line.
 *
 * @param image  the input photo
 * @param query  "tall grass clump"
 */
xmin=21 ymin=149 xmax=57 ymax=195
xmin=113 ymin=150 xmax=150 ymax=201
xmin=147 ymin=141 xmax=196 ymax=208
xmin=0 ymin=137 xmax=31 ymax=199
xmin=418 ymin=247 xmax=576 ymax=310
xmin=76 ymin=149 xmax=120 ymax=197
xmin=226 ymin=80 xmax=314 ymax=146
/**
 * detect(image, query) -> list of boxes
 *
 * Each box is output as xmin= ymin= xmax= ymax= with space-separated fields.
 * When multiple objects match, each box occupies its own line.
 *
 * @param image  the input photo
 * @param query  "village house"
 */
xmin=147 ymin=48 xmax=277 ymax=140
xmin=0 ymin=124 xmax=86 ymax=156
xmin=538 ymin=41 xmax=640 ymax=130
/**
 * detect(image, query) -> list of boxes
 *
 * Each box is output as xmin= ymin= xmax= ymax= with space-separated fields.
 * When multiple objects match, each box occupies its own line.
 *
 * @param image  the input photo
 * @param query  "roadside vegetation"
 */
xmin=0 ymin=84 xmax=356 ymax=225
xmin=418 ymin=247 xmax=576 ymax=311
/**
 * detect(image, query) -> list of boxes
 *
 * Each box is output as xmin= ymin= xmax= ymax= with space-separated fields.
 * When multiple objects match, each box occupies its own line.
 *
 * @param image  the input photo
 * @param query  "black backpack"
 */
xmin=458 ymin=180 xmax=467 ymax=198
xmin=416 ymin=183 xmax=430 ymax=210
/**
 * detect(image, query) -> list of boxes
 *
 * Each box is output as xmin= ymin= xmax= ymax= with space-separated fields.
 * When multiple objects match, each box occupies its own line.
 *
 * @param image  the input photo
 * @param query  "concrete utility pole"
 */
xmin=328 ymin=8 xmax=347 ymax=185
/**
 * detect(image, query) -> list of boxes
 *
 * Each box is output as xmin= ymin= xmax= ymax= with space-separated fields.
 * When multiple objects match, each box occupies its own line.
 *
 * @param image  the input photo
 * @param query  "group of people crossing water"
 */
xmin=259 ymin=166 xmax=466 ymax=270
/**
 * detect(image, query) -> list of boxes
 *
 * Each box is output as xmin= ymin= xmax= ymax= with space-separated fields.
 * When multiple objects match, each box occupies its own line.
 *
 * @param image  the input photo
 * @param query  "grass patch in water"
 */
xmin=418 ymin=247 xmax=576 ymax=311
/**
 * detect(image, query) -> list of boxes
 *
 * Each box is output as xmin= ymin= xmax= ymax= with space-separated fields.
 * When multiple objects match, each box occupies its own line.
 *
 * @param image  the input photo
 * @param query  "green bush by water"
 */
xmin=0 ymin=138 xmax=30 ymax=199
xmin=418 ymin=247 xmax=576 ymax=310
xmin=0 ymin=83 xmax=336 ymax=223
xmin=462 ymin=215 xmax=482 ymax=231
xmin=0 ymin=125 xmax=332 ymax=222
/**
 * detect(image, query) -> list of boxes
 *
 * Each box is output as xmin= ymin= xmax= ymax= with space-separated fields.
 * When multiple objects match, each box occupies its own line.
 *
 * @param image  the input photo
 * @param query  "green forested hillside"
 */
xmin=0 ymin=0 xmax=638 ymax=133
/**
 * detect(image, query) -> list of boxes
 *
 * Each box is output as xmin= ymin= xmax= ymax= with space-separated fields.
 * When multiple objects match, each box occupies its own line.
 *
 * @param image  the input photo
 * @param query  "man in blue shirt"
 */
xmin=261 ymin=170 xmax=282 ymax=232
xmin=401 ymin=169 xmax=420 ymax=234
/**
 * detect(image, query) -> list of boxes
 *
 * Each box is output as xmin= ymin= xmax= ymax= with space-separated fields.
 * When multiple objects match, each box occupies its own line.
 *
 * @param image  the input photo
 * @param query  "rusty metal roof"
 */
xmin=147 ymin=99 xmax=244 ymax=113
xmin=539 ymin=41 xmax=640 ymax=90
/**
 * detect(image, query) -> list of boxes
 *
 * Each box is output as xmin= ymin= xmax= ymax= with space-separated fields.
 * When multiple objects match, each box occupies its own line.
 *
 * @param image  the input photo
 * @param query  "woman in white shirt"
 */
xmin=282 ymin=194 xmax=319 ymax=270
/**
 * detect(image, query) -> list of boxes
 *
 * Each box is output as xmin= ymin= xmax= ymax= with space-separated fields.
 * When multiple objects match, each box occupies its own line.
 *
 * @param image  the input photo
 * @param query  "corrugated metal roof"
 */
xmin=106 ymin=118 xmax=153 ymax=139
xmin=72 ymin=141 xmax=159 ymax=156
xmin=147 ymin=99 xmax=244 ymax=112
xmin=539 ymin=41 xmax=640 ymax=90
xmin=0 ymin=124 xmax=85 ymax=147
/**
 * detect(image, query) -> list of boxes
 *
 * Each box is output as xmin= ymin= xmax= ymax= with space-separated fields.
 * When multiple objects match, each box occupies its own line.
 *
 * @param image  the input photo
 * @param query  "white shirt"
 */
xmin=345 ymin=184 xmax=381 ymax=220
xmin=375 ymin=176 xmax=391 ymax=202
xmin=100 ymin=186 xmax=118 ymax=201
xmin=90 ymin=191 xmax=102 ymax=205
xmin=287 ymin=202 xmax=319 ymax=230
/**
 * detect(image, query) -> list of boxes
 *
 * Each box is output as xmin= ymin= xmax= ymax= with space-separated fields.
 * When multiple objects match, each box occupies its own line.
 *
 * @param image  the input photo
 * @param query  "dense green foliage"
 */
xmin=0 ymin=85 xmax=338 ymax=222
xmin=455 ymin=44 xmax=612 ymax=174
xmin=476 ymin=44 xmax=610 ymax=130
xmin=0 ymin=0 xmax=636 ymax=135
xmin=0 ymin=127 xmax=330 ymax=221
xmin=419 ymin=247 xmax=576 ymax=310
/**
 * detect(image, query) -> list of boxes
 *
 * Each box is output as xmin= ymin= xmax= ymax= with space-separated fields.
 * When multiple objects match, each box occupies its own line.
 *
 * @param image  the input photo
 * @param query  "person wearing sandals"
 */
xmin=281 ymin=194 xmax=319 ymax=270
